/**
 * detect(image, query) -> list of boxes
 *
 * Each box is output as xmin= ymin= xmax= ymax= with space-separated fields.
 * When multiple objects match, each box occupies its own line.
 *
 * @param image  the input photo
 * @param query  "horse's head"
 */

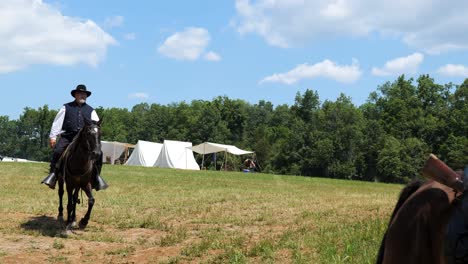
xmin=82 ymin=118 xmax=102 ymax=160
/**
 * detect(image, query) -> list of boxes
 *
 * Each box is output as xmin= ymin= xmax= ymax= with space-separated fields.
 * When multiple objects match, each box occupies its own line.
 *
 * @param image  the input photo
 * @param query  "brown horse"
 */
xmin=56 ymin=119 xmax=102 ymax=232
xmin=376 ymin=154 xmax=467 ymax=264
xmin=376 ymin=179 xmax=461 ymax=264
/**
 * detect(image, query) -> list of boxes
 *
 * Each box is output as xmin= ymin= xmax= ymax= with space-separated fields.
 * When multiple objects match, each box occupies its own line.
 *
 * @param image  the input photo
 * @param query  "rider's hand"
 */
xmin=49 ymin=138 xmax=56 ymax=149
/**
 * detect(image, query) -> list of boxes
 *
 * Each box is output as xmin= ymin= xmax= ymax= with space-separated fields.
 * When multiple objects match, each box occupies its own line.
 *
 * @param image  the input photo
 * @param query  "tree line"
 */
xmin=1 ymin=75 xmax=466 ymax=183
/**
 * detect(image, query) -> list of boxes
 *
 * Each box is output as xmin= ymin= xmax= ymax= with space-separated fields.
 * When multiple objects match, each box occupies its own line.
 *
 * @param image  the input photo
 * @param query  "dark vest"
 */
xmin=61 ymin=101 xmax=94 ymax=137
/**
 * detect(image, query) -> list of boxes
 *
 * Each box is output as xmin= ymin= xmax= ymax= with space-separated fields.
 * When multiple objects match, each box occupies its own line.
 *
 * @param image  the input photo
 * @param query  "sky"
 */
xmin=1 ymin=0 xmax=468 ymax=119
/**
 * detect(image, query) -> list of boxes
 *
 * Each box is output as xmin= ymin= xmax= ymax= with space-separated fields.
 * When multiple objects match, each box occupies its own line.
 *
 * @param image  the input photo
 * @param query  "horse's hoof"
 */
xmin=70 ymin=221 xmax=77 ymax=228
xmin=57 ymin=215 xmax=64 ymax=223
xmin=60 ymin=230 xmax=69 ymax=237
xmin=65 ymin=224 xmax=75 ymax=235
xmin=79 ymin=219 xmax=88 ymax=229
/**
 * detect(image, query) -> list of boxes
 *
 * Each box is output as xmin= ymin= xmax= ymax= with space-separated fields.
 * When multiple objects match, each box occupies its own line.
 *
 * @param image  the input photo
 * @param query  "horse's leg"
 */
xmin=70 ymin=188 xmax=80 ymax=228
xmin=57 ymin=176 xmax=64 ymax=222
xmin=65 ymin=185 xmax=74 ymax=232
xmin=79 ymin=183 xmax=95 ymax=229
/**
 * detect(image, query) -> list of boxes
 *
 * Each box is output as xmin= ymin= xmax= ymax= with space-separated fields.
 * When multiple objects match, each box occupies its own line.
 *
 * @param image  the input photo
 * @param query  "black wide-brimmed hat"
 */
xmin=71 ymin=84 xmax=91 ymax=97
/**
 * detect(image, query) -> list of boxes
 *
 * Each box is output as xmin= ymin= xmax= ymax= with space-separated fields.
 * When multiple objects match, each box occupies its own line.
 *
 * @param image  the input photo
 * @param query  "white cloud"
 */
xmin=0 ymin=0 xmax=116 ymax=73
xmin=123 ymin=33 xmax=136 ymax=40
xmin=260 ymin=59 xmax=362 ymax=85
xmin=320 ymin=0 xmax=351 ymax=19
xmin=104 ymin=15 xmax=124 ymax=28
xmin=371 ymin=53 xmax=424 ymax=76
xmin=437 ymin=64 xmax=468 ymax=77
xmin=204 ymin=51 xmax=221 ymax=61
xmin=128 ymin=93 xmax=149 ymax=99
xmin=233 ymin=0 xmax=468 ymax=53
xmin=158 ymin=27 xmax=212 ymax=61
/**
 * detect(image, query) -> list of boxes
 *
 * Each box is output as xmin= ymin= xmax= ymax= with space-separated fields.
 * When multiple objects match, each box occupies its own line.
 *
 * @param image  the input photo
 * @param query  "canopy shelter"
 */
xmin=190 ymin=142 xmax=254 ymax=170
xmin=101 ymin=141 xmax=135 ymax=164
xmin=153 ymin=140 xmax=200 ymax=170
xmin=125 ymin=140 xmax=163 ymax=167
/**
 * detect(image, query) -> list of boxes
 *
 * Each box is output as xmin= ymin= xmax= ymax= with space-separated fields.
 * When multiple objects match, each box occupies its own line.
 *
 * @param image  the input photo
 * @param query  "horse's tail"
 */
xmin=376 ymin=179 xmax=424 ymax=264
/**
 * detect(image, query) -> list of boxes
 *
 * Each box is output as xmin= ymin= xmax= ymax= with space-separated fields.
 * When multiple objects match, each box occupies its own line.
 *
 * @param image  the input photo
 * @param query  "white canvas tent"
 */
xmin=190 ymin=142 xmax=254 ymax=170
xmin=0 ymin=157 xmax=35 ymax=162
xmin=125 ymin=140 xmax=163 ymax=167
xmin=153 ymin=140 xmax=200 ymax=170
xmin=101 ymin=141 xmax=128 ymax=164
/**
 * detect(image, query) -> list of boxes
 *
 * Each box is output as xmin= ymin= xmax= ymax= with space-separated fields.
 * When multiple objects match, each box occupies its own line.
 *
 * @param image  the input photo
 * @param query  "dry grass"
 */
xmin=0 ymin=162 xmax=402 ymax=263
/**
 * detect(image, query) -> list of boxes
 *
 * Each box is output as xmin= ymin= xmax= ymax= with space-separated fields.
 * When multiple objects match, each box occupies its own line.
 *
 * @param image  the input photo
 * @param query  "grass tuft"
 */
xmin=52 ymin=239 xmax=65 ymax=250
xmin=105 ymin=246 xmax=135 ymax=257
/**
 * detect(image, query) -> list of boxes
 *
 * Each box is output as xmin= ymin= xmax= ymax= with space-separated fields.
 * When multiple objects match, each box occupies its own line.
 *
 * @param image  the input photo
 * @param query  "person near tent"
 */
xmin=41 ymin=84 xmax=108 ymax=191
xmin=244 ymin=158 xmax=257 ymax=172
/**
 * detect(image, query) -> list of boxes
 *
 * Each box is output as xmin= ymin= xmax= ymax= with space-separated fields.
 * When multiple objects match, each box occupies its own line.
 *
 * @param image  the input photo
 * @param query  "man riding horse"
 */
xmin=41 ymin=84 xmax=108 ymax=191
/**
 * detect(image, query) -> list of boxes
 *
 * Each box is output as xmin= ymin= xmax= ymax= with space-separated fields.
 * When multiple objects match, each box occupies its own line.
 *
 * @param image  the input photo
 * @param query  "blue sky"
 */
xmin=2 ymin=0 xmax=467 ymax=119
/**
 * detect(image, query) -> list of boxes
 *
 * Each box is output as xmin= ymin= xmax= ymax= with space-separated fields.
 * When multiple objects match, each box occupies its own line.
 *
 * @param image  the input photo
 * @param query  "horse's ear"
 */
xmin=98 ymin=116 xmax=103 ymax=126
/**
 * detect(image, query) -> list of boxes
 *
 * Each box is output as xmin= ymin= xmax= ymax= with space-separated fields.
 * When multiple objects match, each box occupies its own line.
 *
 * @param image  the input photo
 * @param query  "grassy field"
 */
xmin=0 ymin=162 xmax=402 ymax=263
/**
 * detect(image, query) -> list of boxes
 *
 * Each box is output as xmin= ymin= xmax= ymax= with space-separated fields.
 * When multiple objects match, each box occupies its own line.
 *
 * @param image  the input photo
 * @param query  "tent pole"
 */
xmin=221 ymin=151 xmax=224 ymax=171
xmin=220 ymin=153 xmax=224 ymax=171
xmin=224 ymin=150 xmax=227 ymax=171
xmin=202 ymin=144 xmax=205 ymax=169
xmin=113 ymin=144 xmax=116 ymax=165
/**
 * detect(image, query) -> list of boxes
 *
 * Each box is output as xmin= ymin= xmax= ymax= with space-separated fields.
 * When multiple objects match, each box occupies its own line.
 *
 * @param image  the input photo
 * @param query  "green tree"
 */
xmin=415 ymin=75 xmax=451 ymax=153
xmin=317 ymin=94 xmax=365 ymax=179
xmin=99 ymin=107 xmax=132 ymax=142
xmin=291 ymin=89 xmax=320 ymax=123
xmin=15 ymin=105 xmax=56 ymax=161
xmin=448 ymin=79 xmax=468 ymax=138
xmin=377 ymin=136 xmax=406 ymax=183
xmin=128 ymin=103 xmax=151 ymax=144
xmin=0 ymin=116 xmax=18 ymax=157
xmin=439 ymin=134 xmax=468 ymax=170
xmin=374 ymin=76 xmax=423 ymax=139
xmin=360 ymin=100 xmax=386 ymax=182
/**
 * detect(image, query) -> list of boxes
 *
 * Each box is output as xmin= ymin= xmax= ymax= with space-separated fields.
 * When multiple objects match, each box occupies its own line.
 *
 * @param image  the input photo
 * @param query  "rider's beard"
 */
xmin=77 ymin=98 xmax=86 ymax=104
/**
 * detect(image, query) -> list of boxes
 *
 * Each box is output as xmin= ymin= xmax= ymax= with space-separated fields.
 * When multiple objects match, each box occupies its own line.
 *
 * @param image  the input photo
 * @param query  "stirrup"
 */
xmin=41 ymin=173 xmax=57 ymax=190
xmin=95 ymin=175 xmax=109 ymax=191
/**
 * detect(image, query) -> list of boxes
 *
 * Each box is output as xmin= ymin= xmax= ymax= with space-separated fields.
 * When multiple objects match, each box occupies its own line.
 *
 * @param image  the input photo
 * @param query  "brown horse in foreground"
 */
xmin=376 ymin=154 xmax=466 ymax=264
xmin=376 ymin=179 xmax=460 ymax=264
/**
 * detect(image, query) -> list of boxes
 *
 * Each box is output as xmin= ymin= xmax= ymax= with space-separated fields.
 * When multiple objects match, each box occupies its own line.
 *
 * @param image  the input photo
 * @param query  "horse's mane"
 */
xmin=376 ymin=179 xmax=424 ymax=264
xmin=61 ymin=129 xmax=83 ymax=159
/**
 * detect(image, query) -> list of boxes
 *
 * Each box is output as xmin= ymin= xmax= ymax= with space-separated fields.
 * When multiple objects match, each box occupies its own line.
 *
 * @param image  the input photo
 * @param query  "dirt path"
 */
xmin=0 ymin=213 xmax=187 ymax=264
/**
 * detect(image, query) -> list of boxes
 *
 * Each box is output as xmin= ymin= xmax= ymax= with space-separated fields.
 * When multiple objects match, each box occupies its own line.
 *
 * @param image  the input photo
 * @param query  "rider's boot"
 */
xmin=94 ymin=174 xmax=109 ymax=191
xmin=41 ymin=165 xmax=57 ymax=190
xmin=41 ymin=168 xmax=57 ymax=189
xmin=93 ymin=158 xmax=108 ymax=191
xmin=41 ymin=153 xmax=61 ymax=189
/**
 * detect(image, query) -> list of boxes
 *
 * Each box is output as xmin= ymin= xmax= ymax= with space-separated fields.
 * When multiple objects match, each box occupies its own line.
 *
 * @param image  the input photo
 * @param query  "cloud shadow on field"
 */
xmin=20 ymin=215 xmax=65 ymax=237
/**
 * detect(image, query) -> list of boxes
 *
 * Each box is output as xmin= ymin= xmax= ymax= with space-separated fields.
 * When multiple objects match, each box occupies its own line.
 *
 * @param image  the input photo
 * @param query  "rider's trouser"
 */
xmin=49 ymin=135 xmax=74 ymax=173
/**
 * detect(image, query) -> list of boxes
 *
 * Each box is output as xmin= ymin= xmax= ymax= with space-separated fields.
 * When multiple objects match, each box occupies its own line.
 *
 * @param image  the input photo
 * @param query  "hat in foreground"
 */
xmin=71 ymin=84 xmax=91 ymax=97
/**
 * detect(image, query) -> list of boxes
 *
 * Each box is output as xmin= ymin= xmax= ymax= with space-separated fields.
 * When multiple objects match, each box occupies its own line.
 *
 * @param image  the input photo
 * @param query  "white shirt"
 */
xmin=49 ymin=105 xmax=100 ymax=139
